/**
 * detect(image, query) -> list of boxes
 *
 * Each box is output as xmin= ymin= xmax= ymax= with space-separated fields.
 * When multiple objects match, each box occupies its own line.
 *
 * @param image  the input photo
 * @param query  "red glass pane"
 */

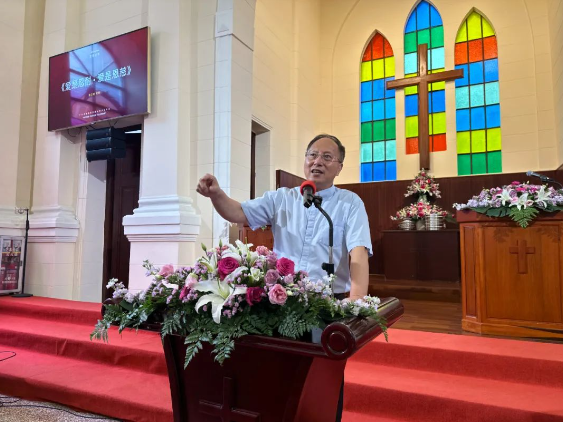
xmin=406 ymin=137 xmax=419 ymax=154
xmin=362 ymin=40 xmax=372 ymax=62
xmin=431 ymin=134 xmax=446 ymax=152
xmin=373 ymin=33 xmax=384 ymax=60
xmin=455 ymin=42 xmax=468 ymax=65
xmin=468 ymin=39 xmax=484 ymax=63
xmin=483 ymin=36 xmax=498 ymax=60
xmin=383 ymin=37 xmax=394 ymax=57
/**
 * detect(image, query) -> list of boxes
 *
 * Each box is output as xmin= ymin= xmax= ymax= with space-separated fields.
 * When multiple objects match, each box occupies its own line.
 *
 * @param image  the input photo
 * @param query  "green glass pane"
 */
xmin=386 ymin=140 xmax=396 ymax=160
xmin=373 ymin=59 xmax=385 ymax=80
xmin=431 ymin=112 xmax=446 ymax=134
xmin=373 ymin=141 xmax=385 ymax=162
xmin=467 ymin=12 xmax=482 ymax=41
xmin=373 ymin=121 xmax=385 ymax=141
xmin=458 ymin=154 xmax=471 ymax=176
xmin=361 ymin=143 xmax=373 ymax=163
xmin=418 ymin=29 xmax=430 ymax=47
xmin=471 ymin=130 xmax=486 ymax=152
xmin=361 ymin=122 xmax=373 ymax=142
xmin=405 ymin=32 xmax=417 ymax=54
xmin=361 ymin=62 xmax=372 ymax=82
xmin=473 ymin=153 xmax=487 ymax=174
xmin=457 ymin=131 xmax=471 ymax=153
xmin=405 ymin=116 xmax=419 ymax=138
xmin=456 ymin=22 xmax=467 ymax=43
xmin=487 ymin=128 xmax=502 ymax=150
xmin=431 ymin=26 xmax=444 ymax=48
xmin=488 ymin=151 xmax=502 ymax=173
xmin=385 ymin=118 xmax=396 ymax=140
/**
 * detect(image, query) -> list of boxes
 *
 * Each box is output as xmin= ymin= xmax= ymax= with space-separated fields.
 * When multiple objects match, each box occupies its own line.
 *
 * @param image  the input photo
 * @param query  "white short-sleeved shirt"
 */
xmin=241 ymin=185 xmax=373 ymax=293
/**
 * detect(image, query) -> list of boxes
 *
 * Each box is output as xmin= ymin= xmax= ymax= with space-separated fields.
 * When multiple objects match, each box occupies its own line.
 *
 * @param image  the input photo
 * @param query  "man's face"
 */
xmin=303 ymin=137 xmax=343 ymax=191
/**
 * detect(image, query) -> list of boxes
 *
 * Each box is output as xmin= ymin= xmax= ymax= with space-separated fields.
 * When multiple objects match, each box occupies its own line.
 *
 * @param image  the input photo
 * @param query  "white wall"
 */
xmin=548 ymin=0 xmax=563 ymax=167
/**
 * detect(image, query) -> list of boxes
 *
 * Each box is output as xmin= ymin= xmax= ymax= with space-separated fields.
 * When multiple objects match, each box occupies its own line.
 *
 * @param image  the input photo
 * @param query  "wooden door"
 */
xmin=102 ymin=132 xmax=141 ymax=299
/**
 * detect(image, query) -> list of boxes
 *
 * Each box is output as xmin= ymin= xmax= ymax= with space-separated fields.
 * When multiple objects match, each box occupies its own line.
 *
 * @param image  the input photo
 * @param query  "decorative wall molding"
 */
xmin=28 ymin=205 xmax=80 ymax=243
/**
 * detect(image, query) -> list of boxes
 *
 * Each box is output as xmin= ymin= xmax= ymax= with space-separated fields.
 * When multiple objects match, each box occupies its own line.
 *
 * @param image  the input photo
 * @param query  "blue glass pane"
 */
xmin=386 ymin=140 xmax=397 ymax=160
xmin=386 ymin=160 xmax=397 ymax=180
xmin=416 ymin=1 xmax=430 ymax=30
xmin=361 ymin=81 xmax=373 ymax=102
xmin=361 ymin=102 xmax=372 ymax=123
xmin=455 ymin=64 xmax=469 ymax=87
xmin=385 ymin=98 xmax=396 ymax=119
xmin=469 ymin=62 xmax=484 ymax=84
xmin=430 ymin=47 xmax=444 ymax=70
xmin=373 ymin=100 xmax=385 ymax=121
xmin=456 ymin=109 xmax=470 ymax=131
xmin=373 ymin=162 xmax=386 ymax=181
xmin=373 ymin=79 xmax=385 ymax=100
xmin=373 ymin=141 xmax=385 ymax=161
xmin=405 ymin=13 xmax=416 ymax=33
xmin=405 ymin=94 xmax=419 ymax=116
xmin=430 ymin=6 xmax=442 ymax=27
xmin=471 ymin=107 xmax=486 ymax=130
xmin=470 ymin=84 xmax=485 ymax=107
xmin=484 ymin=59 xmax=499 ymax=83
xmin=455 ymin=86 xmax=469 ymax=109
xmin=385 ymin=77 xmax=396 ymax=98
xmin=361 ymin=163 xmax=373 ymax=182
xmin=405 ymin=52 xmax=418 ymax=74
xmin=485 ymin=82 xmax=500 ymax=105
xmin=430 ymin=90 xmax=445 ymax=113
xmin=486 ymin=104 xmax=501 ymax=128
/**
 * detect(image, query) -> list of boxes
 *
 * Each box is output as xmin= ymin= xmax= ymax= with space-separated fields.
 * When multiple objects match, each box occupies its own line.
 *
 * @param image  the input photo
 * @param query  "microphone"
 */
xmin=300 ymin=180 xmax=317 ymax=208
xmin=526 ymin=171 xmax=563 ymax=189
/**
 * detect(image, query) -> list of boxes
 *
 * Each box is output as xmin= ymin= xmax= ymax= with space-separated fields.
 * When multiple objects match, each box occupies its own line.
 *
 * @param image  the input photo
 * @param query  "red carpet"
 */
xmin=1 ymin=297 xmax=563 ymax=422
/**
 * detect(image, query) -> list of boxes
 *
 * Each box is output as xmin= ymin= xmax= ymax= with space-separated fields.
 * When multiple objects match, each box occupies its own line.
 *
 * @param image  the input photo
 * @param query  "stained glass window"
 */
xmin=455 ymin=11 xmax=502 ymax=175
xmin=360 ymin=32 xmax=397 ymax=182
xmin=404 ymin=0 xmax=447 ymax=155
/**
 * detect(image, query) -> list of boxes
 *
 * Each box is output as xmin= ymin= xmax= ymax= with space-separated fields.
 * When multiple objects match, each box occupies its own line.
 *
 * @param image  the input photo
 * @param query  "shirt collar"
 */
xmin=317 ymin=185 xmax=337 ymax=200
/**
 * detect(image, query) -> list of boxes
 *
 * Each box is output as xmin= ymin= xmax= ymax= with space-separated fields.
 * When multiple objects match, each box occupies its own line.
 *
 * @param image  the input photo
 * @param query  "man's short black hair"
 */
xmin=306 ymin=134 xmax=346 ymax=162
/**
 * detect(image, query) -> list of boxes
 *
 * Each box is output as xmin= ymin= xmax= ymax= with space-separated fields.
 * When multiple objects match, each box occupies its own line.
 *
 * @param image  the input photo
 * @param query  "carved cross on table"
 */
xmin=199 ymin=377 xmax=261 ymax=422
xmin=386 ymin=43 xmax=464 ymax=170
xmin=509 ymin=240 xmax=536 ymax=274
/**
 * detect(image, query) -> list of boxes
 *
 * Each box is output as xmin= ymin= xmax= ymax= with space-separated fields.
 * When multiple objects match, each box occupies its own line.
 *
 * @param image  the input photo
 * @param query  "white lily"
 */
xmin=221 ymin=250 xmax=243 ymax=262
xmin=193 ymin=279 xmax=247 ymax=323
xmin=235 ymin=240 xmax=253 ymax=257
xmin=497 ymin=188 xmax=513 ymax=206
xmin=516 ymin=193 xmax=531 ymax=210
xmin=249 ymin=267 xmax=263 ymax=284
xmin=535 ymin=186 xmax=549 ymax=208
xmin=224 ymin=266 xmax=248 ymax=283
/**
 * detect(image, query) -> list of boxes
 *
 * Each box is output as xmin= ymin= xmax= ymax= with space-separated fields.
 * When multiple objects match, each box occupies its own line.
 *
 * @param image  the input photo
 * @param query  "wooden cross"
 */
xmin=199 ymin=377 xmax=261 ymax=422
xmin=509 ymin=240 xmax=536 ymax=274
xmin=386 ymin=44 xmax=464 ymax=170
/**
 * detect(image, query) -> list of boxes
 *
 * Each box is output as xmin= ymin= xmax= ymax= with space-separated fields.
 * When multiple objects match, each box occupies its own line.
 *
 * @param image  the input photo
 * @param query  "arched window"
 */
xmin=360 ymin=32 xmax=397 ymax=182
xmin=455 ymin=11 xmax=502 ymax=175
xmin=404 ymin=0 xmax=447 ymax=155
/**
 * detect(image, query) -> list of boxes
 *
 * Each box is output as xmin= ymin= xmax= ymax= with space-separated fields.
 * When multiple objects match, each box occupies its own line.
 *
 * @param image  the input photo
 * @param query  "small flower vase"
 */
xmin=416 ymin=219 xmax=426 ymax=230
xmin=398 ymin=219 xmax=415 ymax=230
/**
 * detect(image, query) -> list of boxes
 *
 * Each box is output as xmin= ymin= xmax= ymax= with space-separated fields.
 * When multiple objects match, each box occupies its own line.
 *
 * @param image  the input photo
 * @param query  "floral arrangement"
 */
xmin=91 ymin=241 xmax=385 ymax=367
xmin=453 ymin=181 xmax=563 ymax=228
xmin=391 ymin=197 xmax=450 ymax=221
xmin=405 ymin=169 xmax=441 ymax=199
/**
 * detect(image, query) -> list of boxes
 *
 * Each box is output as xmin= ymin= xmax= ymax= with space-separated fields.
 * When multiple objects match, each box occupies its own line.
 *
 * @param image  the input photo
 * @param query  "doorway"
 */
xmin=102 ymin=125 xmax=141 ymax=299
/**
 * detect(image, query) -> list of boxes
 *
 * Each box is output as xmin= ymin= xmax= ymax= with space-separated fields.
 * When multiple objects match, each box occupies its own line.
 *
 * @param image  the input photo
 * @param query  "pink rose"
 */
xmin=246 ymin=287 xmax=264 ymax=306
xmin=511 ymin=181 xmax=520 ymax=186
xmin=268 ymin=284 xmax=288 ymax=305
xmin=179 ymin=285 xmax=189 ymax=301
xmin=266 ymin=252 xmax=278 ymax=268
xmin=159 ymin=264 xmax=175 ymax=278
xmin=276 ymin=258 xmax=295 ymax=276
xmin=264 ymin=269 xmax=280 ymax=285
xmin=255 ymin=246 xmax=270 ymax=256
xmin=185 ymin=274 xmax=198 ymax=289
xmin=283 ymin=274 xmax=294 ymax=285
xmin=218 ymin=257 xmax=240 ymax=280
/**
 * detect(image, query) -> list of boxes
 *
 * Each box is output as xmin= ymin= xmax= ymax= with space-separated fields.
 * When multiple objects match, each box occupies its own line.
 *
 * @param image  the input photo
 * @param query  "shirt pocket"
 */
xmin=319 ymin=224 xmax=345 ymax=247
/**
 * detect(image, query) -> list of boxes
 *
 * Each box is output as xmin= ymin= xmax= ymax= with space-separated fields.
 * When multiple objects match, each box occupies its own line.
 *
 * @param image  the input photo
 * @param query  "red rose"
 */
xmin=218 ymin=257 xmax=239 ymax=280
xmin=276 ymin=257 xmax=295 ymax=276
xmin=246 ymin=287 xmax=264 ymax=306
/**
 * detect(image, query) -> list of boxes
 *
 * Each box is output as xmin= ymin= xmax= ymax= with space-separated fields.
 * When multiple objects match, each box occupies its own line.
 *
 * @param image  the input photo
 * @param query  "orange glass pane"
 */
xmin=455 ymin=42 xmax=468 ymax=65
xmin=483 ymin=36 xmax=498 ymax=60
xmin=431 ymin=134 xmax=446 ymax=151
xmin=362 ymin=41 xmax=372 ymax=62
xmin=383 ymin=37 xmax=394 ymax=58
xmin=468 ymin=39 xmax=484 ymax=63
xmin=373 ymin=34 xmax=384 ymax=60
xmin=406 ymin=137 xmax=419 ymax=154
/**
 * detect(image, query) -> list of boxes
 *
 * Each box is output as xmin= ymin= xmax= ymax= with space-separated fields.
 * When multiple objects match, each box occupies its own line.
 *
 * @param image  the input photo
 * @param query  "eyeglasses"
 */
xmin=305 ymin=151 xmax=341 ymax=163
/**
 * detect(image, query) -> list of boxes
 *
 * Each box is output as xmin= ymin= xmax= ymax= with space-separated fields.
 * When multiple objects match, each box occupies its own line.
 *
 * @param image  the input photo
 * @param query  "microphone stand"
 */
xmin=541 ymin=177 xmax=563 ymax=190
xmin=12 ymin=208 xmax=32 ymax=298
xmin=312 ymin=195 xmax=335 ymax=298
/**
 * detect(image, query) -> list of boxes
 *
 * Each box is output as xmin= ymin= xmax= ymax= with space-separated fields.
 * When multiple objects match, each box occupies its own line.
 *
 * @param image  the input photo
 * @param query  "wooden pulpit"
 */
xmin=457 ymin=210 xmax=563 ymax=339
xmin=162 ymin=297 xmax=403 ymax=422
xmin=238 ymin=225 xmax=274 ymax=250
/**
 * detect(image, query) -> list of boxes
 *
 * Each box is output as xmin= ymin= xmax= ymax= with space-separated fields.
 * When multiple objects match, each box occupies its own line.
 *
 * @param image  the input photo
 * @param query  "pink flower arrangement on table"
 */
xmin=391 ymin=198 xmax=449 ymax=221
xmin=93 ymin=241 xmax=385 ymax=367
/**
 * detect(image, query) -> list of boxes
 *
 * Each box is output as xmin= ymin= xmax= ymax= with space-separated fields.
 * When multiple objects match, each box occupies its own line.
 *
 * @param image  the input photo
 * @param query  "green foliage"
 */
xmin=508 ymin=207 xmax=539 ymax=228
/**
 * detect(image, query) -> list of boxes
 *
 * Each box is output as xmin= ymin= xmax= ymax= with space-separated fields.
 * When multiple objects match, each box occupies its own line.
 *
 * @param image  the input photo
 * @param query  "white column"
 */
xmin=123 ymin=0 xmax=201 ymax=291
xmin=212 ymin=0 xmax=256 ymax=245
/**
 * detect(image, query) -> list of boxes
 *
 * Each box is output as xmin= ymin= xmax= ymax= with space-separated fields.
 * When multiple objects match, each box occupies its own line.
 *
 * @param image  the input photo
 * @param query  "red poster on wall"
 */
xmin=0 ymin=237 xmax=23 ymax=293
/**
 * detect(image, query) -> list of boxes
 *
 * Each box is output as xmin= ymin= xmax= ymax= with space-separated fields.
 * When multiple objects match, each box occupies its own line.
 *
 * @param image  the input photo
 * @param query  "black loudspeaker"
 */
xmin=86 ymin=127 xmax=126 ymax=162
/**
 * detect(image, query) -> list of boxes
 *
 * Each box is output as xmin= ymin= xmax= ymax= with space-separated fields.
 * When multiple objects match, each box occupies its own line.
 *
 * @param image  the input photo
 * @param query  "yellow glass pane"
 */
xmin=430 ymin=81 xmax=445 ymax=92
xmin=467 ymin=12 xmax=482 ymax=41
xmin=456 ymin=22 xmax=467 ymax=43
xmin=384 ymin=57 xmax=395 ymax=77
xmin=406 ymin=116 xmax=419 ymax=138
xmin=482 ymin=17 xmax=495 ymax=37
xmin=457 ymin=131 xmax=471 ymax=153
xmin=487 ymin=128 xmax=502 ymax=150
xmin=373 ymin=59 xmax=385 ymax=80
xmin=405 ymin=86 xmax=418 ymax=95
xmin=432 ymin=112 xmax=446 ymax=134
xmin=361 ymin=62 xmax=372 ymax=82
xmin=471 ymin=130 xmax=486 ymax=152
